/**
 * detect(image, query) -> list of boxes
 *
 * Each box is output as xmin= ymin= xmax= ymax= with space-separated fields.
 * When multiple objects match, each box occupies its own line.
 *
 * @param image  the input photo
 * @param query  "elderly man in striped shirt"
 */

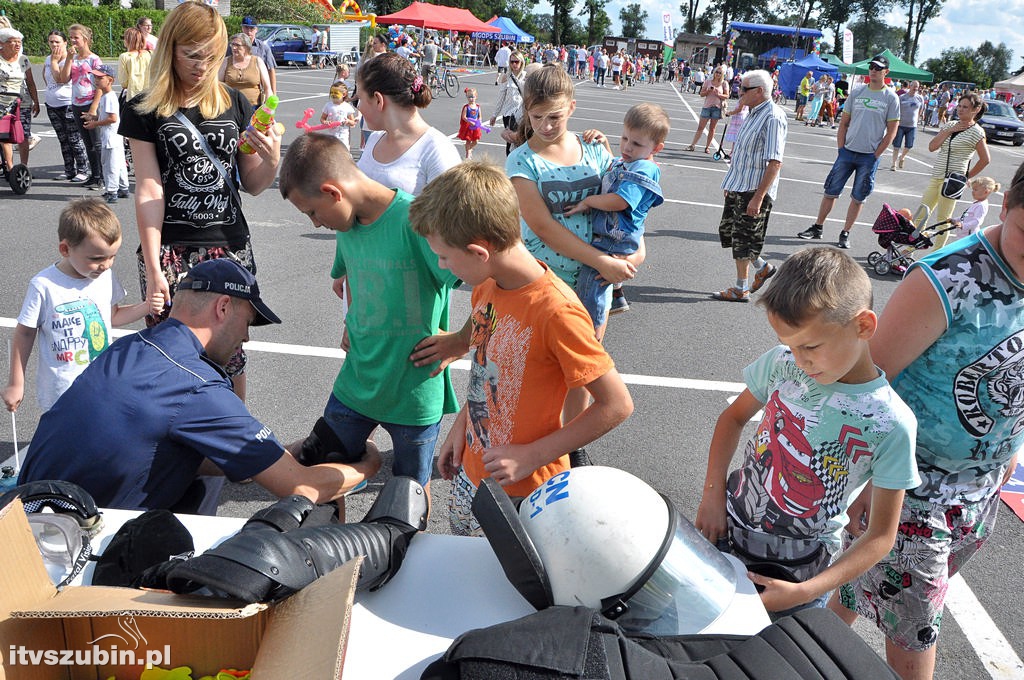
xmin=712 ymin=69 xmax=788 ymax=302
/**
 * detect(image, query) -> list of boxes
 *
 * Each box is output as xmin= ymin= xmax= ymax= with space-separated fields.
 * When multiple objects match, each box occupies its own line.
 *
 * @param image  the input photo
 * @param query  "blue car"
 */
xmin=979 ymin=99 xmax=1024 ymax=146
xmin=255 ymin=24 xmax=316 ymax=64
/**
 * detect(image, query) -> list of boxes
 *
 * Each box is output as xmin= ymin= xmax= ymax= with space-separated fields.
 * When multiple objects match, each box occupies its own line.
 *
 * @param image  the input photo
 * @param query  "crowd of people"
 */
xmin=1 ymin=6 xmax=1022 ymax=679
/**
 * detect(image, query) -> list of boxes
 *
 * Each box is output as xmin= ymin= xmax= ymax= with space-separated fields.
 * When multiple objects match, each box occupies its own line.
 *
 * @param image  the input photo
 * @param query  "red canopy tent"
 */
xmin=376 ymin=1 xmax=499 ymax=34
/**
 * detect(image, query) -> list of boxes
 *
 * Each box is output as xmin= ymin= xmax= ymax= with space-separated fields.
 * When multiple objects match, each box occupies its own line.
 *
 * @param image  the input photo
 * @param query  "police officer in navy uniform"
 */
xmin=20 ymin=260 xmax=380 ymax=514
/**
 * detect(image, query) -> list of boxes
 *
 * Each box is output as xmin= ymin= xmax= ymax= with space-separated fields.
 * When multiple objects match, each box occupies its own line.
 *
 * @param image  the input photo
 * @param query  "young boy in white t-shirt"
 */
xmin=82 ymin=65 xmax=128 ymax=203
xmin=2 ymin=199 xmax=163 ymax=412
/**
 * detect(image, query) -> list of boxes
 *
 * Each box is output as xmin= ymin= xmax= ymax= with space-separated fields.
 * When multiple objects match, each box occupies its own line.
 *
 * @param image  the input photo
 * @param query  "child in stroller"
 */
xmin=867 ymin=203 xmax=955 ymax=276
xmin=0 ymin=97 xmax=31 ymax=194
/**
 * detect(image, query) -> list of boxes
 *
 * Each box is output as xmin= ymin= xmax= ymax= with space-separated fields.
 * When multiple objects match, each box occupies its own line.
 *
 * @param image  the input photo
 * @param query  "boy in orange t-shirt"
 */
xmin=410 ymin=162 xmax=634 ymax=535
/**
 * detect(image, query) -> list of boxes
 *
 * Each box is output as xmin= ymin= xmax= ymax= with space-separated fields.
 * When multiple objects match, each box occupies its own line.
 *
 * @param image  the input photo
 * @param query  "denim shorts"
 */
xmin=574 ymin=264 xmax=615 ymax=329
xmin=322 ymin=393 xmax=440 ymax=486
xmin=893 ymin=125 xmax=917 ymax=149
xmin=700 ymin=106 xmax=722 ymax=120
xmin=822 ymin=147 xmax=880 ymax=203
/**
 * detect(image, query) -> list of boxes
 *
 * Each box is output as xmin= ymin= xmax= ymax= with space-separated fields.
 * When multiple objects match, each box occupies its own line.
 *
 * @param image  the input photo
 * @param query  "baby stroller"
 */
xmin=867 ymin=204 xmax=955 ymax=276
xmin=0 ymin=98 xmax=31 ymax=195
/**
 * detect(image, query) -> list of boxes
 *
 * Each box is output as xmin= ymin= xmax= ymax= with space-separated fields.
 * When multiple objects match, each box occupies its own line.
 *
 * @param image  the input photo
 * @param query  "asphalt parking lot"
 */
xmin=1 ymin=63 xmax=1022 ymax=678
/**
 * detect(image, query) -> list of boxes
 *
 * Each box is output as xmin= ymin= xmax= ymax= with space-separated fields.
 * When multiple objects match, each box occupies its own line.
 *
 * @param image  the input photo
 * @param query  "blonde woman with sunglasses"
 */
xmin=120 ymin=1 xmax=281 ymax=400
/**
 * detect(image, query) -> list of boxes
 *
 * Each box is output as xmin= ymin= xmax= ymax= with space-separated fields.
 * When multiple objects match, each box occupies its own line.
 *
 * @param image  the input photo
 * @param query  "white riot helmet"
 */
xmin=474 ymin=467 xmax=738 ymax=636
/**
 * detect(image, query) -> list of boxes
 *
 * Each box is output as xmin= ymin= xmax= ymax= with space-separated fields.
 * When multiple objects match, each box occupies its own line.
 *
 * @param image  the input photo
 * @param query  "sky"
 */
xmin=538 ymin=0 xmax=1024 ymax=67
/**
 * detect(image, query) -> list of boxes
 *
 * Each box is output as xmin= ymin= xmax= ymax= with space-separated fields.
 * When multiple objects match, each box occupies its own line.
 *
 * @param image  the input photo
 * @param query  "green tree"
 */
xmin=582 ymin=0 xmax=611 ymax=45
xmin=694 ymin=9 xmax=715 ymax=34
xmin=846 ymin=17 xmax=902 ymax=62
xmin=818 ymin=0 xmax=858 ymax=57
xmin=923 ymin=46 xmax=992 ymax=86
xmin=619 ymin=3 xmax=648 ymax=38
xmin=534 ymin=12 xmax=553 ymax=42
xmin=233 ymin=0 xmax=329 ymax=24
xmin=975 ymin=41 xmax=1013 ymax=83
xmin=501 ymin=0 xmax=541 ymax=38
xmin=900 ymin=0 xmax=943 ymax=64
xmin=681 ymin=0 xmax=701 ymax=33
xmin=546 ymin=0 xmax=576 ymax=45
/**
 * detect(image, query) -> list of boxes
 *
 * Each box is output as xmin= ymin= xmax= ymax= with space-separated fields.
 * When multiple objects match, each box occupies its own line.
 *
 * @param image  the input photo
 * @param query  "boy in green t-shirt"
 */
xmin=279 ymin=134 xmax=460 ymax=493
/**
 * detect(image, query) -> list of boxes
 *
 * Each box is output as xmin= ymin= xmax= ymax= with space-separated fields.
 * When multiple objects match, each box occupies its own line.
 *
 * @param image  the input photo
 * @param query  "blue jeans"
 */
xmin=822 ymin=147 xmax=880 ymax=203
xmin=574 ymin=266 xmax=615 ymax=329
xmin=322 ymin=393 xmax=440 ymax=486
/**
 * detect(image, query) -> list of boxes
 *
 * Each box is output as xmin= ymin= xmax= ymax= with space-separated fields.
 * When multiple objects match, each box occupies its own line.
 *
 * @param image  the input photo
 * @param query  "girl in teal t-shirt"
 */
xmin=505 ymin=65 xmax=633 ymax=289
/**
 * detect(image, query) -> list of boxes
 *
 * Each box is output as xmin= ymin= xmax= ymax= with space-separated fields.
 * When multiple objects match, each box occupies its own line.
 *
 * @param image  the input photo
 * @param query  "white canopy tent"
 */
xmin=994 ymin=72 xmax=1024 ymax=94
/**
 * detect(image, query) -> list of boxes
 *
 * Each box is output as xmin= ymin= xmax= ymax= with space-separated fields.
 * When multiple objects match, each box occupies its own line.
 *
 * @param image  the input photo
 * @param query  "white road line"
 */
xmin=0 ymin=317 xmax=746 ymax=391
xmin=945 ymin=573 xmax=1024 ymax=678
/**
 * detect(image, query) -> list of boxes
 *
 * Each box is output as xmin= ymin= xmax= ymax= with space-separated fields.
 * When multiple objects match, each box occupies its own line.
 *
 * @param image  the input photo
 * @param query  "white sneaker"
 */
xmin=27 ymin=134 xmax=41 ymax=151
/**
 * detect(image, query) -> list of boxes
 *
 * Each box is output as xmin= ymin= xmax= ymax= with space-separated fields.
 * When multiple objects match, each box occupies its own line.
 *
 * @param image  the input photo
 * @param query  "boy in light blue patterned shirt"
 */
xmin=697 ymin=247 xmax=919 ymax=620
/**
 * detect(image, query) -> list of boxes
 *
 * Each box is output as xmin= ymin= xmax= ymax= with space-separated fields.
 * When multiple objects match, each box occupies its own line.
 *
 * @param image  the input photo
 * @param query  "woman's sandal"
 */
xmin=704 ymin=146 xmax=711 ymax=153
xmin=686 ymin=144 xmax=695 ymax=152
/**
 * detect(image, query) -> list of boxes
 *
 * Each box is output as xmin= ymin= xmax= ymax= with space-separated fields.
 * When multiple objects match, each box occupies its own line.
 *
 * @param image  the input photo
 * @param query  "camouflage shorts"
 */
xmin=837 ymin=492 xmax=999 ymax=651
xmin=718 ymin=191 xmax=774 ymax=261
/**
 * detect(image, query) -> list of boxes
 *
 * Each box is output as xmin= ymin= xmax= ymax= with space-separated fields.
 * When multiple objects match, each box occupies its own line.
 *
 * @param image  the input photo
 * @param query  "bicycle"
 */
xmin=429 ymin=63 xmax=459 ymax=98
xmin=772 ymin=89 xmax=787 ymax=106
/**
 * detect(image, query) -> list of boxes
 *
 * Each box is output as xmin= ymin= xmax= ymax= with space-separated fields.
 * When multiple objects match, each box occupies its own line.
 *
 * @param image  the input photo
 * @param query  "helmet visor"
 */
xmin=614 ymin=511 xmax=737 ymax=635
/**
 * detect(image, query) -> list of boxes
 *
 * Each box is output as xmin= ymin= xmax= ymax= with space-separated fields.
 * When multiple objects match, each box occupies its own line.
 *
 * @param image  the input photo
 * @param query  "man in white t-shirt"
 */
xmin=395 ymin=38 xmax=418 ymax=62
xmin=494 ymin=42 xmax=511 ymax=85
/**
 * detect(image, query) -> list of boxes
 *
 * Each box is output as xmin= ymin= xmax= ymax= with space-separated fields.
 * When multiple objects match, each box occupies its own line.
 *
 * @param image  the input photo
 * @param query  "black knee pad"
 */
xmin=296 ymin=417 xmax=358 ymax=466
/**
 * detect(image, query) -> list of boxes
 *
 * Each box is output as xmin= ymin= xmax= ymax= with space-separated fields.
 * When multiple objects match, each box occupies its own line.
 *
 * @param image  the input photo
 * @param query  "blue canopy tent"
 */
xmin=730 ymin=21 xmax=823 ymax=39
xmin=757 ymin=46 xmax=805 ymax=65
xmin=472 ymin=16 xmax=534 ymax=43
xmin=778 ymin=53 xmax=839 ymax=99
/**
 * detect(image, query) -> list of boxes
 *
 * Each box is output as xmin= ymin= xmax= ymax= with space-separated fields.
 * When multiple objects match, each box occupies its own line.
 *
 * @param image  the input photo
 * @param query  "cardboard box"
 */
xmin=0 ymin=500 xmax=360 ymax=680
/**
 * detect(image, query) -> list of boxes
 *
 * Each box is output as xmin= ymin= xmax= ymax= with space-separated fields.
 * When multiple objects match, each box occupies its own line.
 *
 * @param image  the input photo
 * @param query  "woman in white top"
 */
xmin=0 ymin=28 xmax=39 ymax=171
xmin=489 ymin=49 xmax=525 ymax=155
xmin=610 ymin=51 xmax=624 ymax=89
xmin=355 ymin=52 xmax=460 ymax=196
xmin=43 ymin=30 xmax=88 ymax=180
xmin=914 ymin=92 xmax=990 ymax=249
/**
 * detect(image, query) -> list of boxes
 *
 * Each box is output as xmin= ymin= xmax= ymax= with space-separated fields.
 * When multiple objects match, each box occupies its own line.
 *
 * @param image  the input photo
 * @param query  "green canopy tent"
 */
xmin=836 ymin=48 xmax=933 ymax=83
xmin=821 ymin=53 xmax=845 ymax=68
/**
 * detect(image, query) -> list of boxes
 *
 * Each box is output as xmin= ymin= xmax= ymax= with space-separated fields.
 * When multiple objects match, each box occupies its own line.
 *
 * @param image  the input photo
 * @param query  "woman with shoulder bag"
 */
xmin=912 ymin=92 xmax=989 ymax=250
xmin=119 ymin=1 xmax=281 ymax=401
xmin=489 ymin=49 xmax=525 ymax=155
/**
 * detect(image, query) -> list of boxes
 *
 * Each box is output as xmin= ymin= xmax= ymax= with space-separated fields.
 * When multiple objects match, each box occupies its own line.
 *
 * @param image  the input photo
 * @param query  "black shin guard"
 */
xmin=156 ymin=477 xmax=427 ymax=602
